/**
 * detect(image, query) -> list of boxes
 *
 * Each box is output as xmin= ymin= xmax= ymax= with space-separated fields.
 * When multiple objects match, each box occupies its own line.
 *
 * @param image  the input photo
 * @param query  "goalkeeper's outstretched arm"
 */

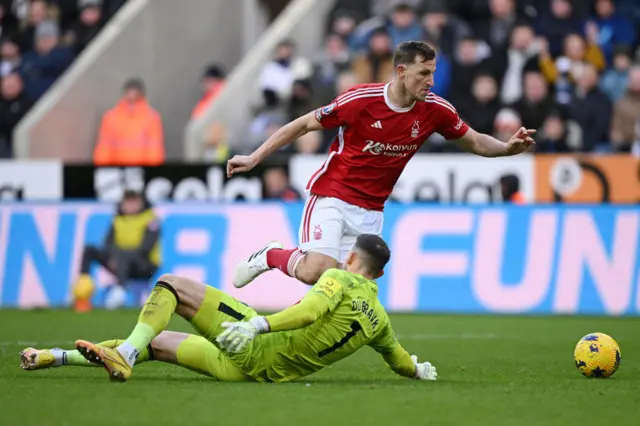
xmin=370 ymin=324 xmax=438 ymax=381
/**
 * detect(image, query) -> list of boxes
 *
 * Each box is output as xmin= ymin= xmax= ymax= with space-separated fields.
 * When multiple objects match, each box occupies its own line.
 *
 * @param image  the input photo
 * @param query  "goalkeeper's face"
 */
xmin=400 ymin=58 xmax=436 ymax=101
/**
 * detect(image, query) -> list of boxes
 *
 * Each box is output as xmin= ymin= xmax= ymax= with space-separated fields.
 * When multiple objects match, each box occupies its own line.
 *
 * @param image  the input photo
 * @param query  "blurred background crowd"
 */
xmin=1 ymin=0 xmax=639 ymax=167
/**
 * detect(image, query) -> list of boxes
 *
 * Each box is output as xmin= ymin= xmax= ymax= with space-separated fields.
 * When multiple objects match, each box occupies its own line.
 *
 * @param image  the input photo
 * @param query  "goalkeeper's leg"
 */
xmin=22 ymin=333 xmax=248 ymax=381
xmin=75 ymin=273 xmax=257 ymax=381
xmin=20 ymin=339 xmax=151 ymax=370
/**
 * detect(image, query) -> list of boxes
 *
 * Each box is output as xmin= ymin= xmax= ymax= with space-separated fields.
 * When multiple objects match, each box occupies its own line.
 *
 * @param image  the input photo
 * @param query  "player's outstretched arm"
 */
xmin=455 ymin=127 xmax=536 ymax=158
xmin=226 ymin=111 xmax=324 ymax=177
xmin=369 ymin=323 xmax=437 ymax=380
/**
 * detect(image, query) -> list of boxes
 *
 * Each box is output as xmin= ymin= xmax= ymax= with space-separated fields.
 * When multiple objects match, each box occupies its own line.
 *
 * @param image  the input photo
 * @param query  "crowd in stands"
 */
xmin=245 ymin=0 xmax=640 ymax=157
xmin=0 ymin=0 xmax=127 ymax=157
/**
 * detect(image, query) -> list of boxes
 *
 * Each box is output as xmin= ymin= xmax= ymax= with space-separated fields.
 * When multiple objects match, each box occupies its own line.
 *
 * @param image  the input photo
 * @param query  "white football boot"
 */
xmin=233 ymin=241 xmax=283 ymax=288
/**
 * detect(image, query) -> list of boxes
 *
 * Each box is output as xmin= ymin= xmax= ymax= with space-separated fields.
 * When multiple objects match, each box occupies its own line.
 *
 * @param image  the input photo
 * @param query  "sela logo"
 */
xmin=362 ymin=140 xmax=419 ymax=157
xmin=454 ymin=119 xmax=463 ymax=131
xmin=411 ymin=121 xmax=420 ymax=138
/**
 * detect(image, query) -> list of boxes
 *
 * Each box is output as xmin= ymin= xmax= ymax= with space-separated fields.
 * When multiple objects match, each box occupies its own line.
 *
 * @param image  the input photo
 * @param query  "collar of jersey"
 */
xmin=384 ymin=82 xmax=415 ymax=113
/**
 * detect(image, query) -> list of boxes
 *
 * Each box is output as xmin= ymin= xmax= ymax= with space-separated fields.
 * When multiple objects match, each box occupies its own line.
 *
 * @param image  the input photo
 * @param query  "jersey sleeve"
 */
xmin=313 ymin=88 xmax=360 ymax=129
xmin=433 ymin=97 xmax=470 ymax=140
xmin=264 ymin=269 xmax=345 ymax=332
xmin=302 ymin=268 xmax=346 ymax=311
xmin=369 ymin=321 xmax=416 ymax=378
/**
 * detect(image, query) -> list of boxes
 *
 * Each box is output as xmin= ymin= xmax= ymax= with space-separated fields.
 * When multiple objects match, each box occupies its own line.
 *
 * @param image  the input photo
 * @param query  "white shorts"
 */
xmin=298 ymin=195 xmax=384 ymax=263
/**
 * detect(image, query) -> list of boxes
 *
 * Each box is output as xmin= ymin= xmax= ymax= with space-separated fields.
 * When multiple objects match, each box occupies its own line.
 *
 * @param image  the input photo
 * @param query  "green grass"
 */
xmin=0 ymin=310 xmax=638 ymax=426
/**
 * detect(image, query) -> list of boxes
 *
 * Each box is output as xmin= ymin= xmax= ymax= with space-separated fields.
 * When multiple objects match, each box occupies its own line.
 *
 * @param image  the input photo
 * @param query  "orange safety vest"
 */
xmin=93 ymin=99 xmax=165 ymax=166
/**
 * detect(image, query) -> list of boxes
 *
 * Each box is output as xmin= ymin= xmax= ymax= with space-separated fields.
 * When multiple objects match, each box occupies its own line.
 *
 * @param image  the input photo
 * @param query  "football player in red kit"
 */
xmin=227 ymin=41 xmax=534 ymax=287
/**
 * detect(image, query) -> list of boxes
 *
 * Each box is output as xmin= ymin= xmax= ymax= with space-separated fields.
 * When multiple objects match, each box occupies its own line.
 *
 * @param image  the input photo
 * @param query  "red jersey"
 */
xmin=307 ymin=83 xmax=470 ymax=211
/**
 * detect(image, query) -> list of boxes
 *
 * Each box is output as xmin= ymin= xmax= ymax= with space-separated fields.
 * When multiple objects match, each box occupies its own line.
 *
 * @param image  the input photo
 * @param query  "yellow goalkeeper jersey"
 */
xmin=241 ymin=268 xmax=416 ymax=382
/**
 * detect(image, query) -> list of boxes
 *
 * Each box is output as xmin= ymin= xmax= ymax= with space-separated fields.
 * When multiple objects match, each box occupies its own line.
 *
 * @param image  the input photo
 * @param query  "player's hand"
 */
xmin=216 ymin=317 xmax=269 ymax=353
xmin=411 ymin=355 xmax=437 ymax=380
xmin=227 ymin=155 xmax=258 ymax=178
xmin=505 ymin=127 xmax=536 ymax=156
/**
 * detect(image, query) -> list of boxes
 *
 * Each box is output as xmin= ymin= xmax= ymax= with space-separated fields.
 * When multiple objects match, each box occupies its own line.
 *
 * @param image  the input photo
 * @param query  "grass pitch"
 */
xmin=0 ymin=309 xmax=638 ymax=426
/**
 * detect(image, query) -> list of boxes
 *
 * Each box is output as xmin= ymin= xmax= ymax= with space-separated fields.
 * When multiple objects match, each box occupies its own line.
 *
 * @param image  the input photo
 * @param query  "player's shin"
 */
xmin=267 ymin=248 xmax=304 ymax=278
xmin=117 ymin=281 xmax=178 ymax=367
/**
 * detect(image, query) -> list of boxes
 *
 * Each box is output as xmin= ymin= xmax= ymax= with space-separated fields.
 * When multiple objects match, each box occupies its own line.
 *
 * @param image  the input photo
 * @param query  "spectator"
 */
xmin=568 ymin=63 xmax=612 ymax=152
xmin=328 ymin=10 xmax=359 ymax=51
xmin=93 ymin=78 xmax=165 ymax=165
xmin=493 ymin=22 xmax=541 ymax=104
xmin=600 ymin=45 xmax=632 ymax=102
xmin=493 ymin=108 xmax=522 ymax=142
xmin=64 ymin=0 xmax=104 ymax=54
xmin=259 ymin=39 xmax=312 ymax=105
xmin=428 ymin=42 xmax=451 ymax=97
xmin=535 ymin=111 xmax=572 ymax=152
xmin=263 ymin=167 xmax=301 ymax=201
xmin=312 ymin=33 xmax=351 ymax=105
xmin=420 ymin=2 xmax=472 ymax=58
xmin=591 ymin=0 xmax=636 ymax=67
xmin=611 ymin=66 xmax=640 ymax=152
xmin=351 ymin=28 xmax=394 ymax=84
xmin=244 ymin=89 xmax=287 ymax=154
xmin=293 ymin=131 xmax=322 ymax=154
xmin=370 ymin=0 xmax=422 ymax=18
xmin=0 ymin=72 xmax=33 ymax=158
xmin=71 ymin=190 xmax=161 ymax=312
xmin=539 ymin=33 xmax=605 ymax=105
xmin=499 ymin=174 xmax=525 ymax=204
xmin=18 ymin=20 xmax=74 ymax=100
xmin=534 ymin=0 xmax=586 ymax=58
xmin=511 ymin=71 xmax=557 ymax=131
xmin=474 ymin=0 xmax=517 ymax=53
xmin=335 ymin=70 xmax=358 ymax=95
xmin=288 ymin=79 xmax=313 ymax=122
xmin=457 ymin=73 xmax=501 ymax=135
xmin=0 ymin=36 xmax=21 ymax=77
xmin=191 ymin=64 xmax=225 ymax=119
xmin=17 ymin=0 xmax=53 ymax=52
xmin=386 ymin=3 xmax=423 ymax=48
xmin=0 ymin=2 xmax=19 ymax=39
xmin=202 ymin=122 xmax=229 ymax=164
xmin=448 ymin=37 xmax=487 ymax=106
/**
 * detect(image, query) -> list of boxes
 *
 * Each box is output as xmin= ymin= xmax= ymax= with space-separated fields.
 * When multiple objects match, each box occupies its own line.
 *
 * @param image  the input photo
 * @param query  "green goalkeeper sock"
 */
xmin=117 ymin=282 xmax=178 ymax=367
xmin=61 ymin=350 xmax=94 ymax=366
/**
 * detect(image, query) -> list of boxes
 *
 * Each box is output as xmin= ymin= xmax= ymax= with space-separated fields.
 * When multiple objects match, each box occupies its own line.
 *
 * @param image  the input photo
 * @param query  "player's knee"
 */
xmin=150 ymin=331 xmax=186 ymax=363
xmin=155 ymin=274 xmax=205 ymax=318
xmin=296 ymin=254 xmax=337 ymax=284
xmin=156 ymin=274 xmax=186 ymax=303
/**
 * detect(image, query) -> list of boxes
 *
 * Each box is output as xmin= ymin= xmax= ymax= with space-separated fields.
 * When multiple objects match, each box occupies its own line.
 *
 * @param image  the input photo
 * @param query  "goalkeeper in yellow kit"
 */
xmin=20 ymin=234 xmax=437 ymax=382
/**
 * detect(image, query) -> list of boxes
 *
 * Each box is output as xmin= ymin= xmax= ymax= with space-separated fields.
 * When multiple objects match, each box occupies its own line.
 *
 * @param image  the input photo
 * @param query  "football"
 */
xmin=574 ymin=333 xmax=621 ymax=378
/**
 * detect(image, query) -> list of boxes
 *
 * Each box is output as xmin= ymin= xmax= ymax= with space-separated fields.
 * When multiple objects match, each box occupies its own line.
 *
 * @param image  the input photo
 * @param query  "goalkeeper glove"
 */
xmin=216 ymin=316 xmax=269 ymax=353
xmin=412 ymin=355 xmax=437 ymax=380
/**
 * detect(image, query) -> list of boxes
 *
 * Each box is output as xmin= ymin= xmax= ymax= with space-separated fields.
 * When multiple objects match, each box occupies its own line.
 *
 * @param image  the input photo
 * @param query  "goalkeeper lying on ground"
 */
xmin=20 ymin=234 xmax=437 ymax=383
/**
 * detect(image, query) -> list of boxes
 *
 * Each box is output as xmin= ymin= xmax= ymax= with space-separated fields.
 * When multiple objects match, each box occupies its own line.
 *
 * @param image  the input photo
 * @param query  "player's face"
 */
xmin=399 ymin=58 xmax=436 ymax=101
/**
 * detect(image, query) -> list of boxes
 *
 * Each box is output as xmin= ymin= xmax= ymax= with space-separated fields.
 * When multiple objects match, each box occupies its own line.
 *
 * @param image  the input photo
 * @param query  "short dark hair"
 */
xmin=393 ymin=41 xmax=436 ymax=68
xmin=123 ymin=78 xmax=145 ymax=94
xmin=353 ymin=234 xmax=391 ymax=276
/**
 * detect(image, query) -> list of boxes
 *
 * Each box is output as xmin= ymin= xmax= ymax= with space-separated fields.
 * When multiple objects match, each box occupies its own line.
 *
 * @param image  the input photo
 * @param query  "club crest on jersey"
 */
xmin=313 ymin=225 xmax=323 ymax=241
xmin=315 ymin=102 xmax=337 ymax=121
xmin=411 ymin=121 xmax=420 ymax=138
